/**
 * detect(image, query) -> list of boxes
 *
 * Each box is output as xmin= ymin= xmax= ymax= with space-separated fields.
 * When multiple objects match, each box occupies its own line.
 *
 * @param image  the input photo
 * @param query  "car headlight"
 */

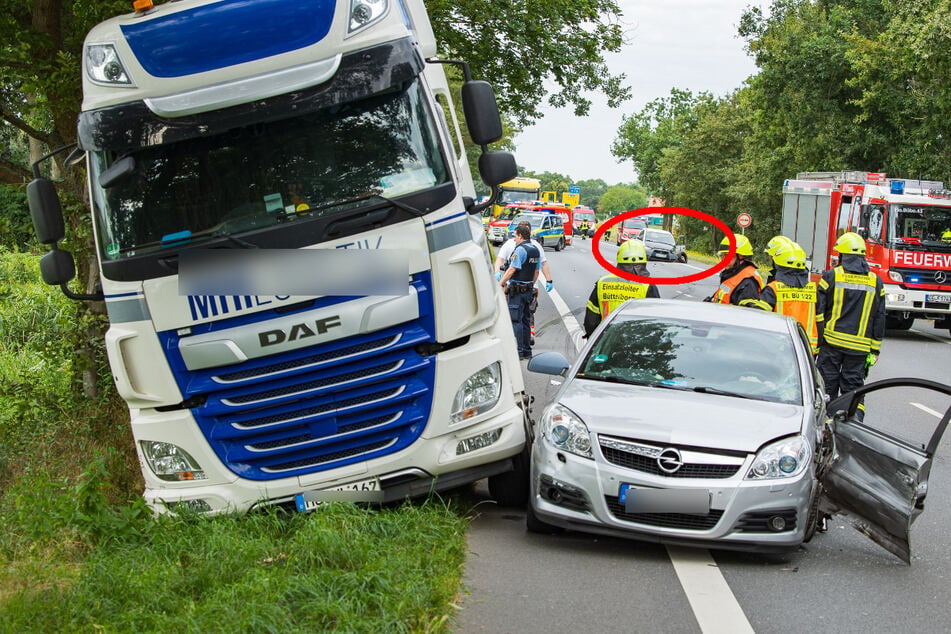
xmin=746 ymin=435 xmax=809 ymax=480
xmin=541 ymin=404 xmax=592 ymax=459
xmin=451 ymin=362 xmax=502 ymax=423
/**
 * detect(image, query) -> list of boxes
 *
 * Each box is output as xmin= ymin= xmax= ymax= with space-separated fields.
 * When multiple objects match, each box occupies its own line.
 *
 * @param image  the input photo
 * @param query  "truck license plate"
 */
xmin=295 ymin=477 xmax=382 ymax=512
xmin=926 ymin=294 xmax=951 ymax=304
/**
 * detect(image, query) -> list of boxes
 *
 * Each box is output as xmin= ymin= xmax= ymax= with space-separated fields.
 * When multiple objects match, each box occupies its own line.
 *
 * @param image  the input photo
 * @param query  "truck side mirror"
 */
xmin=479 ymin=151 xmax=517 ymax=187
xmin=27 ymin=178 xmax=66 ymax=244
xmin=461 ymin=80 xmax=503 ymax=146
xmin=39 ymin=249 xmax=77 ymax=286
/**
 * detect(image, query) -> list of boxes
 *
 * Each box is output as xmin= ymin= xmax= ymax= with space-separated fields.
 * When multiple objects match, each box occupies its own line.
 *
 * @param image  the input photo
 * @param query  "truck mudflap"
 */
xmin=818 ymin=378 xmax=951 ymax=563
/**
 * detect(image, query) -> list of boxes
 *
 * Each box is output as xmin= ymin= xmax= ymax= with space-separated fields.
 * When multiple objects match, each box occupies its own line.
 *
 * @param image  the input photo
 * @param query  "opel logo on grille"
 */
xmin=657 ymin=448 xmax=684 ymax=474
xmin=936 ymin=270 xmax=948 ymax=284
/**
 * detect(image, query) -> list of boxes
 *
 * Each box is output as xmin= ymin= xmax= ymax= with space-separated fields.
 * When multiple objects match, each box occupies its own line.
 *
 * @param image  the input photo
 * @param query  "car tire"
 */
xmin=555 ymin=237 xmax=564 ymax=251
xmin=488 ymin=448 xmax=530 ymax=508
xmin=678 ymin=252 xmax=688 ymax=263
xmin=526 ymin=502 xmax=564 ymax=534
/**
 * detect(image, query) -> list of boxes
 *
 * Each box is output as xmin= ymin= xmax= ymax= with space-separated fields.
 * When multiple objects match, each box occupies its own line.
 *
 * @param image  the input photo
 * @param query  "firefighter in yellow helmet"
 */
xmin=705 ymin=234 xmax=768 ymax=309
xmin=583 ymin=239 xmax=660 ymax=337
xmin=816 ymin=231 xmax=885 ymax=419
xmin=760 ymin=240 xmax=819 ymax=354
xmin=942 ymin=228 xmax=951 ymax=244
xmin=764 ymin=235 xmax=795 ymax=283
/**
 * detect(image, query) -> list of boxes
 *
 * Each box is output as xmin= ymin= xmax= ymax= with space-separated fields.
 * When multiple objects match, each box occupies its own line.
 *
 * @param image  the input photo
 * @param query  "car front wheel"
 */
xmin=526 ymin=503 xmax=564 ymax=534
xmin=555 ymin=237 xmax=564 ymax=251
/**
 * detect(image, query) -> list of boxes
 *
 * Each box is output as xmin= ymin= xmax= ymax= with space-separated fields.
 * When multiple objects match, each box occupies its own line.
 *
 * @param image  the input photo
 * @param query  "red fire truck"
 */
xmin=782 ymin=171 xmax=951 ymax=333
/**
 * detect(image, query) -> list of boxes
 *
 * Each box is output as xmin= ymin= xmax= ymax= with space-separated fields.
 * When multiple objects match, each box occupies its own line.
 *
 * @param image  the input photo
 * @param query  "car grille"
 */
xmin=734 ymin=509 xmax=798 ymax=533
xmin=604 ymin=496 xmax=724 ymax=530
xmin=159 ymin=277 xmax=435 ymax=481
xmin=599 ymin=440 xmax=743 ymax=479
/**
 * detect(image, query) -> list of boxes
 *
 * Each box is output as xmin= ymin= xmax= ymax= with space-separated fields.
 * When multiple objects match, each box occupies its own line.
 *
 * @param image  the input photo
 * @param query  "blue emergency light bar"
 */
xmin=890 ymin=180 xmax=905 ymax=195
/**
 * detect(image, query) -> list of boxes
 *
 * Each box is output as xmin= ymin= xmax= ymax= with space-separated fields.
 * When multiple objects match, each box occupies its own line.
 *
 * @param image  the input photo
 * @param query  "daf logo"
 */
xmin=936 ymin=270 xmax=948 ymax=284
xmin=258 ymin=315 xmax=342 ymax=347
xmin=657 ymin=448 xmax=684 ymax=474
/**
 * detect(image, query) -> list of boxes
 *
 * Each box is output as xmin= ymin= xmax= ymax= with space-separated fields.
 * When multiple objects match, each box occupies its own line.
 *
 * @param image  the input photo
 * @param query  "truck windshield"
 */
xmin=90 ymin=80 xmax=449 ymax=259
xmin=498 ymin=190 xmax=539 ymax=205
xmin=887 ymin=204 xmax=951 ymax=251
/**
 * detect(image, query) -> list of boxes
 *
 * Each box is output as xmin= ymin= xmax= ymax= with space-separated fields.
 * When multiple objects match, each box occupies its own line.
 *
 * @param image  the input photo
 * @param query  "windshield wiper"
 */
xmin=691 ymin=386 xmax=756 ymax=400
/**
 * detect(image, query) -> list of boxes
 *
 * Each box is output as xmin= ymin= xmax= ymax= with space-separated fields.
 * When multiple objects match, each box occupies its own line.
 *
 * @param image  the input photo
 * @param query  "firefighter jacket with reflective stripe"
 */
xmin=583 ymin=275 xmax=659 ymax=336
xmin=816 ymin=261 xmax=885 ymax=355
xmin=709 ymin=261 xmax=766 ymax=308
xmin=764 ymin=279 xmax=819 ymax=353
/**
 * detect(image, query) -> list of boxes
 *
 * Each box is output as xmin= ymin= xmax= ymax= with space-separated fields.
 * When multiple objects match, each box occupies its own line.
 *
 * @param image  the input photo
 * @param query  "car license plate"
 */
xmin=619 ymin=484 xmax=710 ymax=514
xmin=926 ymin=294 xmax=951 ymax=304
xmin=295 ymin=477 xmax=382 ymax=512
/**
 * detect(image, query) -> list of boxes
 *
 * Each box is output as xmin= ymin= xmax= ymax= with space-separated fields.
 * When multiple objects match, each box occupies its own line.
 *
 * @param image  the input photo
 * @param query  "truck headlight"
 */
xmin=85 ymin=44 xmax=133 ymax=86
xmin=541 ymin=404 xmax=592 ymax=459
xmin=348 ymin=0 xmax=388 ymax=34
xmin=451 ymin=362 xmax=502 ymax=423
xmin=140 ymin=441 xmax=207 ymax=482
xmin=888 ymin=270 xmax=904 ymax=283
xmin=746 ymin=435 xmax=809 ymax=480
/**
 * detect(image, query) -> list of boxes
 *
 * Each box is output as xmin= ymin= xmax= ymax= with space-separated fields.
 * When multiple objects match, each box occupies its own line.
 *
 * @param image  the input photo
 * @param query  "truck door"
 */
xmin=818 ymin=378 xmax=951 ymax=563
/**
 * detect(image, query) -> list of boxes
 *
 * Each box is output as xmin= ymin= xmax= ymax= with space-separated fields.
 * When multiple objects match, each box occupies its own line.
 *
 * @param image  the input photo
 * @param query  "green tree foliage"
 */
xmin=427 ymin=0 xmax=630 ymax=128
xmin=613 ymin=0 xmax=951 ymax=255
xmin=574 ymin=178 xmax=609 ymax=211
xmin=597 ymin=184 xmax=647 ymax=217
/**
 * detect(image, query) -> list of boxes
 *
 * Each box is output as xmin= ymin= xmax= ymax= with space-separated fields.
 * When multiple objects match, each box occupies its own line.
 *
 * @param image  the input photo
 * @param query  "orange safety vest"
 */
xmin=768 ymin=280 xmax=818 ymax=353
xmin=711 ymin=266 xmax=764 ymax=305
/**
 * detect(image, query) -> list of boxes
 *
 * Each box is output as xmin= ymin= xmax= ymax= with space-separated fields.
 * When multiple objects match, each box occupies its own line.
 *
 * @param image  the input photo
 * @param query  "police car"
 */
xmin=507 ymin=212 xmax=566 ymax=251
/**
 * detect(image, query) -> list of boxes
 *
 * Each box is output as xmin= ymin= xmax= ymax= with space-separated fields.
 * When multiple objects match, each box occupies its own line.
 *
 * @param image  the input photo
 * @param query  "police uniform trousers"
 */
xmin=506 ymin=282 xmax=534 ymax=357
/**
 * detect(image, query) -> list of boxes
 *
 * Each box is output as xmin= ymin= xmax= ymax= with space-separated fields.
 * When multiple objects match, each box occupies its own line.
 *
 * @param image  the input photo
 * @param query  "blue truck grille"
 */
xmin=161 ymin=279 xmax=437 ymax=481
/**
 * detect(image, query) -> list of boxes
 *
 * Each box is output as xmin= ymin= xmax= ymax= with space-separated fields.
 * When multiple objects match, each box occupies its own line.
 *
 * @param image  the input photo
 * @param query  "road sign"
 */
xmin=568 ymin=185 xmax=580 ymax=194
xmin=737 ymin=213 xmax=752 ymax=228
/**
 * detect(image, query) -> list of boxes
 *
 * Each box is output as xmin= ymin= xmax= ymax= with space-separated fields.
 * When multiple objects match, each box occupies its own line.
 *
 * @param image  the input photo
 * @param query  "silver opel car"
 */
xmin=526 ymin=299 xmax=950 ymax=561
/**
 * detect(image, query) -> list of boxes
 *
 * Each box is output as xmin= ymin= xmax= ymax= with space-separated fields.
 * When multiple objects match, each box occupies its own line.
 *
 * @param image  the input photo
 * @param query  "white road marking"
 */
xmin=911 ymin=402 xmax=943 ymax=418
xmin=549 ymin=292 xmax=753 ymax=634
xmin=667 ymin=547 xmax=755 ymax=634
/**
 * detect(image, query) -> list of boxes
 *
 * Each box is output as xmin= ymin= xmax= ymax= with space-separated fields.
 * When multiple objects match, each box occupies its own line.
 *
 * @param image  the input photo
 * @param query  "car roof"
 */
xmin=645 ymin=228 xmax=673 ymax=237
xmin=605 ymin=298 xmax=794 ymax=334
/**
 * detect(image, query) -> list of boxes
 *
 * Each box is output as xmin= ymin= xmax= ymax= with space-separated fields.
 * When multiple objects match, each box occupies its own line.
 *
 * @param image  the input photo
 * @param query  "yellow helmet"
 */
xmin=772 ymin=241 xmax=807 ymax=270
xmin=617 ymin=239 xmax=648 ymax=265
xmin=764 ymin=235 xmax=794 ymax=258
xmin=718 ymin=234 xmax=753 ymax=257
xmin=942 ymin=228 xmax=951 ymax=243
xmin=833 ymin=232 xmax=867 ymax=255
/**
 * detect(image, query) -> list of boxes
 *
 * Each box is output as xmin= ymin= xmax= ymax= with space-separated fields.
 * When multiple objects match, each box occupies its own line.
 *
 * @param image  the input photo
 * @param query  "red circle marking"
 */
xmin=591 ymin=207 xmax=735 ymax=285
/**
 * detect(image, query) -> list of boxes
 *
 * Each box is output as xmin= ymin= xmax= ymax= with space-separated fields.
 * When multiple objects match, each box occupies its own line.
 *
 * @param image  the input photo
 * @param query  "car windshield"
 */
xmin=89 ymin=79 xmax=448 ymax=259
xmin=513 ymin=214 xmax=544 ymax=229
xmin=622 ymin=219 xmax=647 ymax=229
xmin=577 ymin=316 xmax=803 ymax=405
xmin=646 ymin=231 xmax=676 ymax=247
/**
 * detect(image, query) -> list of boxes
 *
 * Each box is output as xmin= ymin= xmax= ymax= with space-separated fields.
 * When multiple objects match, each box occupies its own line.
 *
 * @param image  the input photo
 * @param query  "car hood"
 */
xmin=557 ymin=380 xmax=806 ymax=453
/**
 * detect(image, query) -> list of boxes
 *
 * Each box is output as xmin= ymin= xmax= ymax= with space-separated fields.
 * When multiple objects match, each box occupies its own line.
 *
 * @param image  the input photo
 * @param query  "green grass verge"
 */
xmin=1 ymin=472 xmax=469 ymax=633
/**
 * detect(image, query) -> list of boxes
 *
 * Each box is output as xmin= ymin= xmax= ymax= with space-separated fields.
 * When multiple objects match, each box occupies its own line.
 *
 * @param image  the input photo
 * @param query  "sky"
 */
xmin=511 ymin=0 xmax=763 ymax=185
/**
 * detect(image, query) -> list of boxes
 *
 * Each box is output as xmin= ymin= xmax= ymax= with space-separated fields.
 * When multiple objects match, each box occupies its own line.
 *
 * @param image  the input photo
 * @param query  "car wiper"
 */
xmin=323 ymin=192 xmax=427 ymax=238
xmin=691 ymin=386 xmax=755 ymax=400
xmin=576 ymin=375 xmax=692 ymax=390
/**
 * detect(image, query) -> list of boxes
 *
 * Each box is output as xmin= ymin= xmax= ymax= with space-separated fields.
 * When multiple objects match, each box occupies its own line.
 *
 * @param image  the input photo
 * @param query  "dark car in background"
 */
xmin=635 ymin=228 xmax=687 ymax=263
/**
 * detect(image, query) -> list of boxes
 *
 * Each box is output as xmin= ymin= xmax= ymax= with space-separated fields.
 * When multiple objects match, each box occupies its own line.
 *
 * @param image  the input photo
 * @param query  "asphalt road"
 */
xmin=454 ymin=239 xmax=951 ymax=633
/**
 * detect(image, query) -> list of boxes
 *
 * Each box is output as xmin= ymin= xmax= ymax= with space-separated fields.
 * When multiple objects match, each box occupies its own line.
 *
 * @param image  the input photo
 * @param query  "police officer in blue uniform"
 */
xmin=499 ymin=224 xmax=541 ymax=359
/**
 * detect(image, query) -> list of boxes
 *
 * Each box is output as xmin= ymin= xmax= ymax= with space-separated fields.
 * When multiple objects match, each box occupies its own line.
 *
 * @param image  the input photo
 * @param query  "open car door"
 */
xmin=818 ymin=378 xmax=951 ymax=564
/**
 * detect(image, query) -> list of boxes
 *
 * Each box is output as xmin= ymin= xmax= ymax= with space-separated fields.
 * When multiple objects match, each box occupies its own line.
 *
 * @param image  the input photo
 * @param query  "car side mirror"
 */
xmin=527 ymin=351 xmax=571 ymax=376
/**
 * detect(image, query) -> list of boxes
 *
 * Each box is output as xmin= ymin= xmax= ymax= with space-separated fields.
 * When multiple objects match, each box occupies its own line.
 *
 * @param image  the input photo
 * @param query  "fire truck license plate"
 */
xmin=926 ymin=294 xmax=951 ymax=304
